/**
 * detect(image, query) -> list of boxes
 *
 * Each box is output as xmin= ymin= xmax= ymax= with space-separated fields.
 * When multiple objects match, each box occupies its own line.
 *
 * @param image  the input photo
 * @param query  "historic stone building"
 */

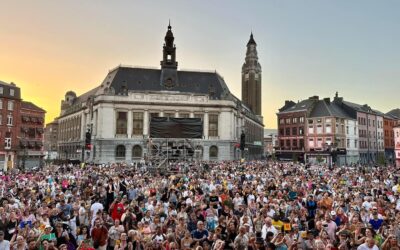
xmin=56 ymin=25 xmax=264 ymax=163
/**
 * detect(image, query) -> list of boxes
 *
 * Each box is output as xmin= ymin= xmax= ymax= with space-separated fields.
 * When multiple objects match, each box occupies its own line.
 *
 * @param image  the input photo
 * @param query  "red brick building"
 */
xmin=276 ymin=98 xmax=317 ymax=161
xmin=0 ymin=81 xmax=22 ymax=171
xmin=18 ymin=101 xmax=46 ymax=169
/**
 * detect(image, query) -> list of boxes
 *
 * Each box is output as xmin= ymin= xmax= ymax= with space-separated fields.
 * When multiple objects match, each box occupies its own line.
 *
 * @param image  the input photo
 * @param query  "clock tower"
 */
xmin=242 ymin=33 xmax=262 ymax=116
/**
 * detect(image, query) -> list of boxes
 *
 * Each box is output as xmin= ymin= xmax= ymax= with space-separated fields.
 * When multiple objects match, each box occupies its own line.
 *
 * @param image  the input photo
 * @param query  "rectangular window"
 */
xmin=209 ymin=114 xmax=219 ymax=137
xmin=293 ymin=140 xmax=298 ymax=148
xmin=279 ymin=129 xmax=284 ymax=136
xmin=285 ymin=128 xmax=290 ymax=136
xmin=355 ymin=140 xmax=358 ymax=148
xmin=7 ymin=101 xmax=13 ymax=111
xmin=132 ymin=112 xmax=143 ymax=135
xmin=0 ymin=87 xmax=3 ymax=94
xmin=279 ymin=119 xmax=284 ymax=125
xmin=308 ymin=139 xmax=314 ymax=148
xmin=116 ymin=111 xmax=127 ymax=135
xmin=317 ymin=118 xmax=322 ymax=123
xmin=316 ymin=125 xmax=323 ymax=134
xmin=326 ymin=137 xmax=332 ymax=145
xmin=4 ymin=138 xmax=11 ymax=149
xmin=299 ymin=127 xmax=304 ymax=135
xmin=346 ymin=126 xmax=349 ymax=135
xmin=292 ymin=118 xmax=298 ymax=124
xmin=326 ymin=124 xmax=332 ymax=134
xmin=326 ymin=118 xmax=332 ymax=123
xmin=0 ymin=100 xmax=2 ymax=109
xmin=9 ymin=89 xmax=14 ymax=96
xmin=317 ymin=138 xmax=323 ymax=148
xmin=286 ymin=139 xmax=291 ymax=148
xmin=347 ymin=139 xmax=350 ymax=148
xmin=308 ymin=119 xmax=313 ymax=124
xmin=299 ymin=139 xmax=304 ymax=149
xmin=286 ymin=118 xmax=291 ymax=125
xmin=308 ymin=125 xmax=314 ymax=134
xmin=292 ymin=127 xmax=297 ymax=135
xmin=7 ymin=115 xmax=12 ymax=126
xmin=299 ymin=117 xmax=304 ymax=123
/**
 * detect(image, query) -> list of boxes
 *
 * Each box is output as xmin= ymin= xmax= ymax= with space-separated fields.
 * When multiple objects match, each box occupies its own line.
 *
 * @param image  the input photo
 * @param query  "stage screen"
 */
xmin=150 ymin=117 xmax=203 ymax=138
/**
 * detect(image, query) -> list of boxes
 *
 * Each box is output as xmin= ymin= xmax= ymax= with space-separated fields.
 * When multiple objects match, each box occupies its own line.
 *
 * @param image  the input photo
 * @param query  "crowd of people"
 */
xmin=0 ymin=161 xmax=399 ymax=250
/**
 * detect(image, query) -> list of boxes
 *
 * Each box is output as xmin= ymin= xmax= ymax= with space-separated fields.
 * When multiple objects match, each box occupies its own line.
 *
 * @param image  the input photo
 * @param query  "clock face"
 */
xmin=164 ymin=78 xmax=175 ymax=89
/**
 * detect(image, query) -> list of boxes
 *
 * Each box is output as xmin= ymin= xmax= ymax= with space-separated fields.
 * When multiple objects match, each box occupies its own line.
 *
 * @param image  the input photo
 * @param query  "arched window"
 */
xmin=115 ymin=145 xmax=126 ymax=159
xmin=132 ymin=145 xmax=142 ymax=158
xmin=209 ymin=145 xmax=218 ymax=158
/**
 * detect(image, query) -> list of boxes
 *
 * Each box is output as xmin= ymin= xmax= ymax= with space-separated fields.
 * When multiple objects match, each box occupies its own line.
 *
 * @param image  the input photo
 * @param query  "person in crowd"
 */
xmin=0 ymin=160 xmax=399 ymax=249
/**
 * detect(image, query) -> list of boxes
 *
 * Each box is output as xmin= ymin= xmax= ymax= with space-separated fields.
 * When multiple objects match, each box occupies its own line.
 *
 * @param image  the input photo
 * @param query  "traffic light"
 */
xmin=240 ymin=131 xmax=245 ymax=151
xmin=85 ymin=130 xmax=91 ymax=144
xmin=85 ymin=130 xmax=91 ymax=150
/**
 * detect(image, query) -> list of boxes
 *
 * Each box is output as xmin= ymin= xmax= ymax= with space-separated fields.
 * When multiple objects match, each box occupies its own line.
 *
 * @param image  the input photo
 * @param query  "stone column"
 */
xmin=204 ymin=112 xmax=209 ymax=139
xmin=143 ymin=110 xmax=149 ymax=136
xmin=127 ymin=111 xmax=133 ymax=138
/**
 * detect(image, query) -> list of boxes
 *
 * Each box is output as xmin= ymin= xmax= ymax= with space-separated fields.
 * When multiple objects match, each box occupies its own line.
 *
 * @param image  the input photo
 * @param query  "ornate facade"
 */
xmin=56 ymin=25 xmax=264 ymax=163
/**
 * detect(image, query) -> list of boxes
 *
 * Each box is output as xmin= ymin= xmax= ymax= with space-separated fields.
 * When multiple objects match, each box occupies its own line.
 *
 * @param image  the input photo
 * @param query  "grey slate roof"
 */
xmin=309 ymin=100 xmax=353 ymax=119
xmin=107 ymin=66 xmax=229 ymax=100
xmin=278 ymin=99 xmax=316 ymax=114
xmin=387 ymin=109 xmax=400 ymax=119
xmin=342 ymin=101 xmax=376 ymax=113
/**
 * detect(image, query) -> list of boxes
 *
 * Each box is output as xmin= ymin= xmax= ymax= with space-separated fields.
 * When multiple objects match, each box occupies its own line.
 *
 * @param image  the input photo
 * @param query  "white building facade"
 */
xmin=56 ymin=25 xmax=264 ymax=163
xmin=394 ymin=125 xmax=400 ymax=167
xmin=345 ymin=119 xmax=359 ymax=165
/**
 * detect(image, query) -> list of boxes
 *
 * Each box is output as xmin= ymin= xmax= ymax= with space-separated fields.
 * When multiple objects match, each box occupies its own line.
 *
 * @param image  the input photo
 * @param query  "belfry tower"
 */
xmin=160 ymin=21 xmax=178 ymax=88
xmin=242 ymin=33 xmax=262 ymax=116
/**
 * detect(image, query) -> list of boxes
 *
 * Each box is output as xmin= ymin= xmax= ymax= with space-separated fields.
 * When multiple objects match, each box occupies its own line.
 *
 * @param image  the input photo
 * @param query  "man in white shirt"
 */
xmin=90 ymin=198 xmax=104 ymax=221
xmin=261 ymin=217 xmax=277 ymax=239
xmin=0 ymin=231 xmax=10 ymax=250
xmin=362 ymin=197 xmax=372 ymax=211
xmin=357 ymin=237 xmax=379 ymax=250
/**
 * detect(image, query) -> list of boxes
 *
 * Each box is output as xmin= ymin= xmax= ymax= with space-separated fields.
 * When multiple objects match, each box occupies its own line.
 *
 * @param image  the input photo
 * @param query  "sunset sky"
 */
xmin=1 ymin=0 xmax=399 ymax=128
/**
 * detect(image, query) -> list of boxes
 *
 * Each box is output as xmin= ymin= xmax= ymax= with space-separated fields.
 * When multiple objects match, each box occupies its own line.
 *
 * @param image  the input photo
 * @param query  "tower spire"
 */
xmin=242 ymin=32 xmax=262 ymax=116
xmin=160 ymin=22 xmax=178 ymax=89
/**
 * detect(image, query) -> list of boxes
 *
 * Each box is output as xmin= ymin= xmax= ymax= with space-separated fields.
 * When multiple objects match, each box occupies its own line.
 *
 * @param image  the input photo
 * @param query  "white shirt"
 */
xmin=357 ymin=243 xmax=379 ymax=250
xmin=0 ymin=240 xmax=10 ymax=250
xmin=261 ymin=224 xmax=277 ymax=239
xmin=90 ymin=202 xmax=104 ymax=218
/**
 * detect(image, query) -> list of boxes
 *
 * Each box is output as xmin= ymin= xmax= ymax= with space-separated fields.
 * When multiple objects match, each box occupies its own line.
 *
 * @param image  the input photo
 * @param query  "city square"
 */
xmin=0 ymin=1 xmax=400 ymax=249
